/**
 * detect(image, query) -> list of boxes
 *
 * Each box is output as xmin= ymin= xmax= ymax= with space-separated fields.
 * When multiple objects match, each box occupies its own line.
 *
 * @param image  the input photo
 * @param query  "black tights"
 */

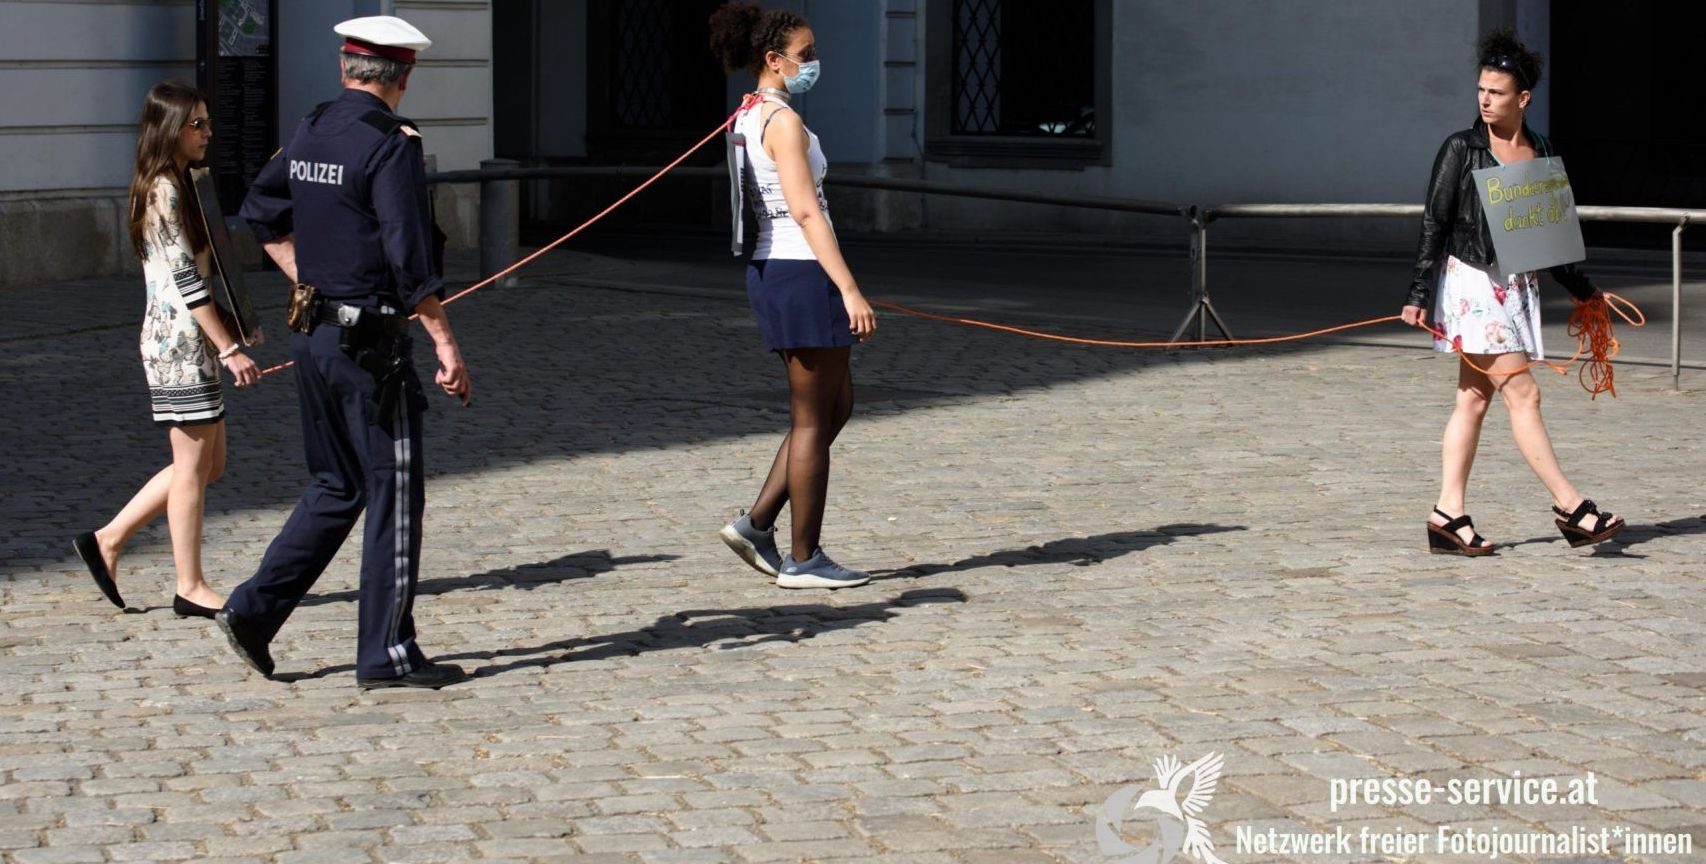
xmin=747 ymin=347 xmax=854 ymax=560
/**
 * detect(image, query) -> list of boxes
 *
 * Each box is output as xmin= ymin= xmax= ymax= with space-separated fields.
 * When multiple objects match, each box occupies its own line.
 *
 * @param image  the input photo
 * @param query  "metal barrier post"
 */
xmin=479 ymin=157 xmax=520 ymax=287
xmin=1169 ymin=209 xmax=1234 ymax=343
xmin=1674 ymin=217 xmax=1688 ymax=390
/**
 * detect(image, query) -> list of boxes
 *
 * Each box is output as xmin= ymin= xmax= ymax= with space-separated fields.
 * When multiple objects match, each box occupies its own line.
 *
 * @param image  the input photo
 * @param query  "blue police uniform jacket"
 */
xmin=240 ymin=89 xmax=443 ymax=313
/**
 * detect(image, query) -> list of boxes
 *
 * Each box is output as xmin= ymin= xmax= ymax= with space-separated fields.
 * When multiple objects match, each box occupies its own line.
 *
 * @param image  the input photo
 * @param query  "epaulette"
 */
xmin=359 ymin=110 xmax=421 ymax=139
xmin=358 ymin=109 xmax=402 ymax=135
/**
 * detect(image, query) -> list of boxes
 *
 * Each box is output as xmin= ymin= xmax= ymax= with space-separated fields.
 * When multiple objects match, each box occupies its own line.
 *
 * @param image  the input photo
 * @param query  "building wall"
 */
xmin=0 ymin=1 xmax=194 ymax=195
xmin=472 ymin=0 xmax=1541 ymax=249
xmin=393 ymin=0 xmax=493 ymax=249
xmin=535 ymin=0 xmax=589 ymax=159
xmin=701 ymin=0 xmax=1537 ymax=248
xmin=278 ymin=0 xmax=392 ymax=137
xmin=395 ymin=0 xmax=492 ymax=174
xmin=0 ymin=0 xmax=1570 ymax=287
xmin=0 ymin=0 xmax=198 ymax=285
xmin=910 ymin=0 xmax=1522 ymax=249
xmin=0 ymin=0 xmax=492 ymax=287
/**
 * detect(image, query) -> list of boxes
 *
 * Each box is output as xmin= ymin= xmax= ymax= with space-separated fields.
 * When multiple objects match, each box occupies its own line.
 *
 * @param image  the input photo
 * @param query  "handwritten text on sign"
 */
xmin=1470 ymin=156 xmax=1585 ymax=274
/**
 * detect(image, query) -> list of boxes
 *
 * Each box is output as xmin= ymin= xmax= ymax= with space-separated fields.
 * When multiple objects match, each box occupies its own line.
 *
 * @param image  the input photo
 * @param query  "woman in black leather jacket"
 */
xmin=1400 ymin=31 xmax=1623 ymax=556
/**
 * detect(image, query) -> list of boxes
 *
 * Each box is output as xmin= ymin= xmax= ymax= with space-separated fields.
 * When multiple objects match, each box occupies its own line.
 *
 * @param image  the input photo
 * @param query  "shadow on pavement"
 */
xmin=873 ymin=524 xmax=1246 ymax=579
xmin=426 ymin=587 xmax=968 ymax=679
xmin=294 ymin=550 xmax=680 ymax=607
xmin=1499 ymin=513 xmax=1705 ymax=556
xmin=11 ymin=232 xmax=1679 ymax=575
xmin=1602 ymin=514 xmax=1706 ymax=548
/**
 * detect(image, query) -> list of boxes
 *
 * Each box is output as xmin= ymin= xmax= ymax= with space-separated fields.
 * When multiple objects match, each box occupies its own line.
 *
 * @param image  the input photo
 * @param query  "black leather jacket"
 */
xmin=1407 ymin=119 xmax=1595 ymax=308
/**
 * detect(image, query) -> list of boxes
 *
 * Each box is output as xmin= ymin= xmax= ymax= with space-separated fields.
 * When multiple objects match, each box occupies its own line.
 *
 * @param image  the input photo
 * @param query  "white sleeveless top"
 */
xmin=734 ymin=95 xmax=829 ymax=261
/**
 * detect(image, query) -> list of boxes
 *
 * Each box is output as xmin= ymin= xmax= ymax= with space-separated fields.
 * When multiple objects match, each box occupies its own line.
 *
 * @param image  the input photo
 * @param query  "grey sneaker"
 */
xmin=719 ymin=510 xmax=781 ymax=577
xmin=776 ymin=548 xmax=871 ymax=590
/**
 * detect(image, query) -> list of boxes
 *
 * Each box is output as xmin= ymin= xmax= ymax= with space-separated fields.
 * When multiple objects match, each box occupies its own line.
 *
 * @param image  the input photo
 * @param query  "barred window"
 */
xmin=952 ymin=0 xmax=1096 ymax=137
xmin=611 ymin=0 xmax=675 ymax=128
xmin=928 ymin=0 xmax=1111 ymax=167
xmin=587 ymin=0 xmax=725 ymax=155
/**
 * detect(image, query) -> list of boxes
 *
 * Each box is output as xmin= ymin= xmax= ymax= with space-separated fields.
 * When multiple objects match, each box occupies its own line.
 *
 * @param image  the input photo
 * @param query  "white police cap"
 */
xmin=334 ymin=16 xmax=431 ymax=64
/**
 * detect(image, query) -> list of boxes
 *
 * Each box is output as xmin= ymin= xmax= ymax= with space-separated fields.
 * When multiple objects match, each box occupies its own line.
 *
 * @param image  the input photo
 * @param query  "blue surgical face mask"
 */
xmin=782 ymin=56 xmax=820 ymax=95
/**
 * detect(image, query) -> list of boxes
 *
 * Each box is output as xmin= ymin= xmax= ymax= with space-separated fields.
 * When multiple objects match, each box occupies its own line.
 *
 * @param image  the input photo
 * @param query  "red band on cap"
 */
xmin=342 ymin=39 xmax=416 ymax=65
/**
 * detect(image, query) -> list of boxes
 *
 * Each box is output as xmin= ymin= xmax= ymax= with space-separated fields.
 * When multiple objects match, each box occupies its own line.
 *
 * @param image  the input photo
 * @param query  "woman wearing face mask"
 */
xmin=710 ymin=1 xmax=877 ymax=589
xmin=1401 ymin=31 xmax=1623 ymax=556
xmin=73 ymin=80 xmax=261 ymax=615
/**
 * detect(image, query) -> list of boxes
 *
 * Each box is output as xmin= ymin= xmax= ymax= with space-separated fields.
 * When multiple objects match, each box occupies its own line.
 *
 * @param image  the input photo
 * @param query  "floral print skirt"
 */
xmin=1431 ymin=254 xmax=1543 ymax=361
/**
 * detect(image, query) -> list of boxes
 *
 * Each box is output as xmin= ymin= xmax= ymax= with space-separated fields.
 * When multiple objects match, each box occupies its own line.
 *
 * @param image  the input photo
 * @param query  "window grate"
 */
xmin=950 ymin=0 xmax=1095 ymax=138
xmin=613 ymin=0 xmax=673 ymax=129
xmin=952 ymin=0 xmax=1003 ymax=134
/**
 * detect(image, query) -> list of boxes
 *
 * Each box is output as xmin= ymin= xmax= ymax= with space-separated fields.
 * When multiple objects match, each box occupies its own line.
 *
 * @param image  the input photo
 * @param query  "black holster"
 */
xmin=338 ymin=312 xmax=410 ymax=435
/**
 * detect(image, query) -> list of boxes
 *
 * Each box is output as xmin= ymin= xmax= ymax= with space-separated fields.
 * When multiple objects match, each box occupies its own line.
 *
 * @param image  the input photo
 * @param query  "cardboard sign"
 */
xmin=1470 ymin=156 xmax=1585 ymax=274
xmin=726 ymin=130 xmax=748 ymax=257
xmin=188 ymin=167 xmax=264 ymax=346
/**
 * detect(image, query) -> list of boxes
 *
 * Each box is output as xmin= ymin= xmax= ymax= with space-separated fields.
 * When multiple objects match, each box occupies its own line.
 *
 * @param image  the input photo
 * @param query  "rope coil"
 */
xmin=1424 ymin=291 xmax=1642 ymax=397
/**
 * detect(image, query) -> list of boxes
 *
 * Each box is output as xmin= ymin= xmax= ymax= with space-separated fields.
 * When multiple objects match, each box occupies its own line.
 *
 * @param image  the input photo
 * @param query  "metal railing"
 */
xmin=431 ymin=163 xmax=1698 ymax=389
xmin=1194 ymin=204 xmax=1701 ymax=388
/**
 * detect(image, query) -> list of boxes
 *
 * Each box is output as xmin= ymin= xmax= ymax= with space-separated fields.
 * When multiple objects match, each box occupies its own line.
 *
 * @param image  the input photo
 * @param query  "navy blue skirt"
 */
xmin=746 ymin=258 xmax=854 ymax=352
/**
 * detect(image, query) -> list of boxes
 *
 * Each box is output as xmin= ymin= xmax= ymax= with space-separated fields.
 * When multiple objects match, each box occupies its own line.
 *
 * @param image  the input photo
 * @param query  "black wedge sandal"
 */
xmin=1553 ymin=499 xmax=1624 ymax=548
xmin=1427 ymin=509 xmax=1495 ymax=556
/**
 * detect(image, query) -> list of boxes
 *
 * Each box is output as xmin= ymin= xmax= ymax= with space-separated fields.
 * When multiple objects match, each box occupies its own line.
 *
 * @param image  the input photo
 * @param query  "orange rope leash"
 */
xmin=1571 ymin=292 xmax=1644 ymax=398
xmin=874 ymin=292 xmax=1642 ymax=397
xmin=1418 ymin=291 xmax=1643 ymax=397
xmin=258 ymin=95 xmax=764 ymax=378
xmin=870 ymin=300 xmax=1402 ymax=348
xmin=249 ymin=95 xmax=1643 ymax=399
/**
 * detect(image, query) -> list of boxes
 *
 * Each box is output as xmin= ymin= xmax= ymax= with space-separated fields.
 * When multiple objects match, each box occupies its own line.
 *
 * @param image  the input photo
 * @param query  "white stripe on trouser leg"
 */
xmin=385 ymin=405 xmax=412 ymax=676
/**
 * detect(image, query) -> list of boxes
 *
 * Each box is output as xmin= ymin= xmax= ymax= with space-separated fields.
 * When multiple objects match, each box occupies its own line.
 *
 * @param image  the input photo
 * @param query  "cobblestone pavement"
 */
xmin=2 ymin=239 xmax=1703 ymax=863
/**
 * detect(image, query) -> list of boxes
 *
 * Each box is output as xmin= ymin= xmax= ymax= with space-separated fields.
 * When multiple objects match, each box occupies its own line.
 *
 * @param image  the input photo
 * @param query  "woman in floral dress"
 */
xmin=1400 ymin=32 xmax=1623 ymax=555
xmin=72 ymin=81 xmax=260 ymax=616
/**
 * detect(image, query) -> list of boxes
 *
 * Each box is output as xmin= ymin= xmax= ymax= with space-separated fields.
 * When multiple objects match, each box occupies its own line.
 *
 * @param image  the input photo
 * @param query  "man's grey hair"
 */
xmin=340 ymin=52 xmax=411 ymax=85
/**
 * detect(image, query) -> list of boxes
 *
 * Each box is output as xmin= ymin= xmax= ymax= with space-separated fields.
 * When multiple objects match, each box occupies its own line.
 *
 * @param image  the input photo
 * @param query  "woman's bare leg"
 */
xmin=93 ymin=466 xmax=173 ymax=587
xmin=1431 ymin=357 xmax=1495 ymax=544
xmin=166 ymin=422 xmax=225 ymax=607
xmin=1484 ymin=352 xmax=1613 ymax=530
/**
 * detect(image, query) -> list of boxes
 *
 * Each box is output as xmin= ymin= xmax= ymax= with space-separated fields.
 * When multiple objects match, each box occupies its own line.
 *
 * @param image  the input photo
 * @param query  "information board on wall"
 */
xmin=197 ymin=0 xmax=279 ymax=217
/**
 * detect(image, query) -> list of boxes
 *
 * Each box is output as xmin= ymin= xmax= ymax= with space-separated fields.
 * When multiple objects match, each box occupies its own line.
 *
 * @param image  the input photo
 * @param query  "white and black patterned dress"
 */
xmin=139 ymin=175 xmax=223 ymax=426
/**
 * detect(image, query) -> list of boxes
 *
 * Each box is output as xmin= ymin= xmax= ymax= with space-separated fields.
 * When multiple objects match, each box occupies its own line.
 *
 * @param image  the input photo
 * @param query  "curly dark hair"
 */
xmin=708 ymin=1 xmax=808 ymax=75
xmin=1478 ymin=29 xmax=1542 ymax=91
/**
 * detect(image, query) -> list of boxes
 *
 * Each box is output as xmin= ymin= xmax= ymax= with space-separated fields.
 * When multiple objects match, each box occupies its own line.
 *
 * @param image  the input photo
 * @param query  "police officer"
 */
xmin=217 ymin=16 xmax=472 ymax=689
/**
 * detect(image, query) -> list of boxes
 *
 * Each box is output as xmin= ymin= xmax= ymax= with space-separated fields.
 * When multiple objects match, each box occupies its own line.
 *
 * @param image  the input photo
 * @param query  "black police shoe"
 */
xmin=357 ymin=662 xmax=468 ymax=690
xmin=215 ymin=610 xmax=275 ymax=679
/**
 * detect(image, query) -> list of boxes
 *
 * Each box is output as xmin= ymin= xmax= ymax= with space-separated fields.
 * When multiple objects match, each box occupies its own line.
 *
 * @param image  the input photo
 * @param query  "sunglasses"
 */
xmin=1484 ymin=56 xmax=1531 ymax=89
xmin=187 ymin=117 xmax=212 ymax=131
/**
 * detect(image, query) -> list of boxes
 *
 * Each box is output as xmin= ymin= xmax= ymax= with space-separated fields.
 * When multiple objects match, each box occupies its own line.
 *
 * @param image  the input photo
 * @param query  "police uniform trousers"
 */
xmin=227 ymin=322 xmax=428 ymax=678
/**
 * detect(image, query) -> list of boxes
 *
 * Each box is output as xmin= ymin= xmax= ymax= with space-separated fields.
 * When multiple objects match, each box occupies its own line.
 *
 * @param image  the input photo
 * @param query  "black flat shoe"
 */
xmin=1554 ymin=499 xmax=1624 ymax=548
xmin=173 ymin=595 xmax=219 ymax=619
xmin=357 ymin=662 xmax=468 ymax=690
xmin=215 ymin=610 xmax=275 ymax=678
xmin=73 ymin=531 xmax=125 ymax=609
xmin=1426 ymin=509 xmax=1495 ymax=556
